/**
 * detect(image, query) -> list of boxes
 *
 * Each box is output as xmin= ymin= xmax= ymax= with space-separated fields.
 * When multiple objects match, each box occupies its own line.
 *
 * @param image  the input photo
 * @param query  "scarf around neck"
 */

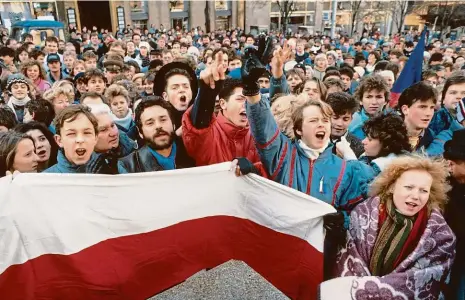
xmin=369 ymin=199 xmax=426 ymax=276
xmin=9 ymin=95 xmax=31 ymax=107
xmin=298 ymin=139 xmax=329 ymax=160
xmin=113 ymin=109 xmax=133 ymax=130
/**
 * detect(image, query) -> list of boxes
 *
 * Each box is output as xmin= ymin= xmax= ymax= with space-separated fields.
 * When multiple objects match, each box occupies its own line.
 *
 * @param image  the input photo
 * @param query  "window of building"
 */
xmin=215 ymin=0 xmax=228 ymax=11
xmin=67 ymin=8 xmax=76 ymax=27
xmin=170 ymin=0 xmax=184 ymax=12
xmin=172 ymin=18 xmax=183 ymax=29
xmin=116 ymin=6 xmax=125 ymax=29
xmin=130 ymin=1 xmax=146 ymax=13
xmin=215 ymin=15 xmax=230 ymax=30
xmin=306 ymin=14 xmax=315 ymax=25
xmin=32 ymin=2 xmax=57 ymax=20
xmin=271 ymin=2 xmax=280 ymax=12
xmin=132 ymin=19 xmax=147 ymax=30
xmin=289 ymin=16 xmax=305 ymax=26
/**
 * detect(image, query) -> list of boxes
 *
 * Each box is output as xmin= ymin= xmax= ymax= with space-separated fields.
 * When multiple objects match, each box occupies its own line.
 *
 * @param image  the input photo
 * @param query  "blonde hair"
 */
xmin=271 ymin=94 xmax=310 ymax=139
xmin=132 ymin=73 xmax=145 ymax=83
xmin=20 ymin=60 xmax=47 ymax=80
xmin=43 ymin=86 xmax=74 ymax=103
xmin=104 ymin=84 xmax=129 ymax=103
xmin=291 ymin=99 xmax=333 ymax=139
xmin=52 ymin=80 xmax=74 ymax=96
xmin=369 ymin=155 xmax=450 ymax=214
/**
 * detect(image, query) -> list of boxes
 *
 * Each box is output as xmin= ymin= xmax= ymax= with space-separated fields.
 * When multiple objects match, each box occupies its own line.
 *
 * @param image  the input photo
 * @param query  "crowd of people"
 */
xmin=0 ymin=24 xmax=464 ymax=298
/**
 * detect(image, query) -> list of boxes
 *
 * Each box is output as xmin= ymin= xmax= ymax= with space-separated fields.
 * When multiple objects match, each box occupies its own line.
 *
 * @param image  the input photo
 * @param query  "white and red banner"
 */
xmin=0 ymin=163 xmax=334 ymax=300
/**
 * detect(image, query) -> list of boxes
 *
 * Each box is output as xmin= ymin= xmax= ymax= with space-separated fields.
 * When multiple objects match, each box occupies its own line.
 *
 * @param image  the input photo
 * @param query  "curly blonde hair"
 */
xmin=271 ymin=94 xmax=310 ymax=139
xmin=369 ymin=155 xmax=450 ymax=214
xmin=43 ymin=86 xmax=74 ymax=103
xmin=20 ymin=60 xmax=47 ymax=81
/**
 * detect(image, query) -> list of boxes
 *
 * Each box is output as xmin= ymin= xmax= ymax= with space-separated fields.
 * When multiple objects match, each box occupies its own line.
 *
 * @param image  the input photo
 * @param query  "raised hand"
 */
xmin=200 ymin=50 xmax=226 ymax=90
xmin=271 ymin=40 xmax=292 ymax=79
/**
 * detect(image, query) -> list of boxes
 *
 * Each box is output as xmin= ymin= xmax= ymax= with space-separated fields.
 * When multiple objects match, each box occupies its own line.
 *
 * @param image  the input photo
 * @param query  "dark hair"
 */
xmin=339 ymin=67 xmax=354 ymax=80
xmin=14 ymin=121 xmax=58 ymax=166
xmin=134 ymin=98 xmax=173 ymax=132
xmin=84 ymin=68 xmax=107 ymax=84
xmin=53 ymin=105 xmax=98 ymax=136
xmin=429 ymin=52 xmax=443 ymax=64
xmin=422 ymin=69 xmax=438 ymax=80
xmin=126 ymin=60 xmax=141 ymax=73
xmin=219 ymin=79 xmax=244 ymax=101
xmin=0 ymin=131 xmax=35 ymax=177
xmin=326 ymin=92 xmax=359 ymax=116
xmin=29 ymin=49 xmax=45 ymax=60
xmin=396 ymin=81 xmax=437 ymax=116
xmin=363 ymin=113 xmax=411 ymax=157
xmin=0 ymin=46 xmax=15 ymax=58
xmin=354 ymin=54 xmax=366 ymax=66
xmin=324 ymin=77 xmax=345 ymax=92
xmin=389 ymin=49 xmax=403 ymax=58
xmin=405 ymin=41 xmax=414 ymax=48
xmin=374 ymin=60 xmax=389 ymax=72
xmin=323 ymin=70 xmax=341 ymax=81
xmin=45 ymin=36 xmax=59 ymax=45
xmin=164 ymin=68 xmax=193 ymax=91
xmin=368 ymin=51 xmax=380 ymax=62
xmin=25 ymin=99 xmax=55 ymax=126
xmin=354 ymin=74 xmax=390 ymax=104
xmin=385 ymin=62 xmax=400 ymax=78
xmin=442 ymin=74 xmax=465 ymax=103
xmin=0 ymin=106 xmax=17 ymax=130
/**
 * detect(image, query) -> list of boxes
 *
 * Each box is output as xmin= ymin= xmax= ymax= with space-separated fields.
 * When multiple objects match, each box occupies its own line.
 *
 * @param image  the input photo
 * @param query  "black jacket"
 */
xmin=118 ymin=138 xmax=194 ymax=173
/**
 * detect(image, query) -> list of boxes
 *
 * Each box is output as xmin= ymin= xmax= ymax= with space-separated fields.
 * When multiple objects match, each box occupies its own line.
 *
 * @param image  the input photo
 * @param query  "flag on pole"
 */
xmin=390 ymin=28 xmax=428 ymax=108
xmin=0 ymin=163 xmax=335 ymax=300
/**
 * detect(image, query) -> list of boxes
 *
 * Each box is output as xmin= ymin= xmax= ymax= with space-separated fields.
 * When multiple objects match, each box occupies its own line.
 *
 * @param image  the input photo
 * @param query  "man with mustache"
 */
xmin=118 ymin=98 xmax=192 ymax=173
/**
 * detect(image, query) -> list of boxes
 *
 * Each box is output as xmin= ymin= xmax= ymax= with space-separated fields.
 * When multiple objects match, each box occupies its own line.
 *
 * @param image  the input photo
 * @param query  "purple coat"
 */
xmin=320 ymin=196 xmax=456 ymax=299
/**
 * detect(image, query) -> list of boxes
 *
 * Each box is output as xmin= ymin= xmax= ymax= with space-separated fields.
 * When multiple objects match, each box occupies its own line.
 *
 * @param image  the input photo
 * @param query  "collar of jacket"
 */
xmin=295 ymin=141 xmax=334 ymax=161
xmin=216 ymin=111 xmax=250 ymax=139
xmin=56 ymin=149 xmax=97 ymax=172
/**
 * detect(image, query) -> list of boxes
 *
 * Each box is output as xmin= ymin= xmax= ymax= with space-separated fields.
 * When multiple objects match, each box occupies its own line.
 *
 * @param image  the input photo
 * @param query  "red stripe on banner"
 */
xmin=0 ymin=216 xmax=323 ymax=300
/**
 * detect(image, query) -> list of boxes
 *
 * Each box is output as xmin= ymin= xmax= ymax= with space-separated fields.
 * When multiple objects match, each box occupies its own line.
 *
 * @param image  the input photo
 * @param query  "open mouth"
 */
xmin=421 ymin=118 xmax=431 ymax=123
xmin=37 ymin=150 xmax=47 ymax=157
xmin=239 ymin=111 xmax=247 ymax=118
xmin=315 ymin=131 xmax=326 ymax=140
xmin=75 ymin=148 xmax=87 ymax=157
xmin=405 ymin=201 xmax=418 ymax=209
xmin=179 ymin=95 xmax=187 ymax=103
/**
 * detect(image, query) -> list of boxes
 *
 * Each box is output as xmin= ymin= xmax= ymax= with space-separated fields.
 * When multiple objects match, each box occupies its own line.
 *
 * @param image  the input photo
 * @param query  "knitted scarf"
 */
xmin=9 ymin=95 xmax=31 ymax=107
xmin=113 ymin=109 xmax=133 ymax=130
xmin=370 ymin=199 xmax=426 ymax=276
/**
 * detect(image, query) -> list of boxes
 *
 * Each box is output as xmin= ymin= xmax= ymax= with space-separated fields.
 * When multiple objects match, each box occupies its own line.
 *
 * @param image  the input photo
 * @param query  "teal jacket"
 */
xmin=247 ymin=97 xmax=372 ymax=228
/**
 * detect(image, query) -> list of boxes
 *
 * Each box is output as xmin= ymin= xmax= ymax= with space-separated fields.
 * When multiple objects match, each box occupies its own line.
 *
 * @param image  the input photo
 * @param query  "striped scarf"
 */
xmin=369 ymin=200 xmax=415 ymax=276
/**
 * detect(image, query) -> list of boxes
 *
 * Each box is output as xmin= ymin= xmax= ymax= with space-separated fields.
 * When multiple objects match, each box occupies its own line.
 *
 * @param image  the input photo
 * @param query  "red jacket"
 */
xmin=182 ymin=107 xmax=260 ymax=167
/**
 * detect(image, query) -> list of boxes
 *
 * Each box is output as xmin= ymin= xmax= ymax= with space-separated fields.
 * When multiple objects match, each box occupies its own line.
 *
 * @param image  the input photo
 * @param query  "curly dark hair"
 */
xmin=363 ymin=112 xmax=411 ymax=157
xmin=326 ymin=92 xmax=359 ymax=116
xmin=354 ymin=74 xmax=390 ymax=105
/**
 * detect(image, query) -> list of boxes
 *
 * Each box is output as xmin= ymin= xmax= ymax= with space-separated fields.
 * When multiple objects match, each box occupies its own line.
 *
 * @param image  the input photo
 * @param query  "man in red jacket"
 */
xmin=182 ymin=51 xmax=260 ymax=166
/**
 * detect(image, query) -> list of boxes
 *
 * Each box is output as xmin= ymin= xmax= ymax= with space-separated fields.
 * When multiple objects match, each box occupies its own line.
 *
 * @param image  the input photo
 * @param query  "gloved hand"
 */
xmin=231 ymin=157 xmax=259 ymax=176
xmin=81 ymin=152 xmax=118 ymax=175
xmin=241 ymin=35 xmax=272 ymax=96
xmin=323 ymin=211 xmax=347 ymax=244
xmin=335 ymin=136 xmax=357 ymax=160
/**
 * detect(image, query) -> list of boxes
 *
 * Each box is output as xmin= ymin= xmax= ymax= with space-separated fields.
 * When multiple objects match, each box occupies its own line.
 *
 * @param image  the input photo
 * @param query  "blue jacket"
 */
xmin=247 ymin=97 xmax=371 ymax=228
xmin=348 ymin=108 xmax=370 ymax=140
xmin=43 ymin=150 xmax=98 ymax=174
xmin=270 ymin=75 xmax=290 ymax=100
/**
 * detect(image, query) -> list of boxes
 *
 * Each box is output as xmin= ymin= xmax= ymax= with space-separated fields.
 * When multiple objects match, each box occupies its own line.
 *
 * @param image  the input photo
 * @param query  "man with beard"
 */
xmin=118 ymin=98 xmax=192 ymax=173
xmin=182 ymin=51 xmax=260 ymax=167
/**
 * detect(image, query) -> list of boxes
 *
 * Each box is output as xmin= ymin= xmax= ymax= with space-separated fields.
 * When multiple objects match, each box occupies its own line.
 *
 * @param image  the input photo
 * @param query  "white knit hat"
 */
xmin=139 ymin=41 xmax=151 ymax=51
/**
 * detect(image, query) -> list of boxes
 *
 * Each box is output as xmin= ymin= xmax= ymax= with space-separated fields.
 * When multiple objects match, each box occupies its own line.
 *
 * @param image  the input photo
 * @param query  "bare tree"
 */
xmin=275 ymin=0 xmax=297 ymax=35
xmin=392 ymin=1 xmax=417 ymax=34
xmin=350 ymin=0 xmax=364 ymax=36
xmin=205 ymin=1 xmax=211 ymax=33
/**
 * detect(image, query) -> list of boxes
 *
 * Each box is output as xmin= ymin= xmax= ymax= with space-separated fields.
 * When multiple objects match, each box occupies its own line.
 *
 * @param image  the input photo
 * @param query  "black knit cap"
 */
xmin=444 ymin=128 xmax=465 ymax=161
